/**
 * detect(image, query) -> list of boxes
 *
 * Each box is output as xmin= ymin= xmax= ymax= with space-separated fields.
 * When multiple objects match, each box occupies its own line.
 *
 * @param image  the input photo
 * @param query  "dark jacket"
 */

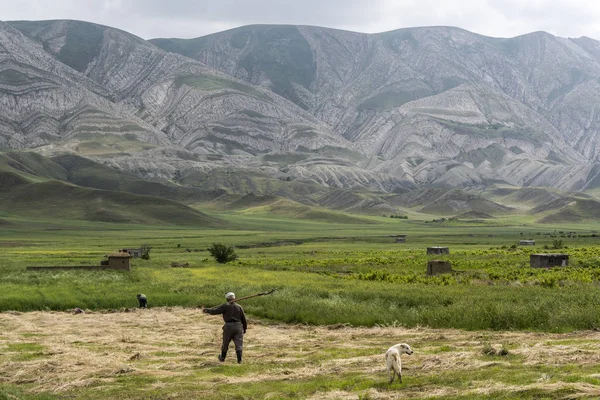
xmin=205 ymin=302 xmax=248 ymax=332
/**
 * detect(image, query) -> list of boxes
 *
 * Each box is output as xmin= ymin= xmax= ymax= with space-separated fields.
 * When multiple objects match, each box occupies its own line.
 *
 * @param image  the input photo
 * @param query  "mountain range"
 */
xmin=3 ymin=19 xmax=600 ymax=220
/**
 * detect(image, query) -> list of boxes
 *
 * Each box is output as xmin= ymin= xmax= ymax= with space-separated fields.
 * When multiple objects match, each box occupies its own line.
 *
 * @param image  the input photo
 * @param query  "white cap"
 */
xmin=225 ymin=292 xmax=235 ymax=300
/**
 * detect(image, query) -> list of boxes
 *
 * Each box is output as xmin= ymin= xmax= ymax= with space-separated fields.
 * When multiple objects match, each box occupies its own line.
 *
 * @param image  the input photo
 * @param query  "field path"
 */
xmin=2 ymin=308 xmax=600 ymax=399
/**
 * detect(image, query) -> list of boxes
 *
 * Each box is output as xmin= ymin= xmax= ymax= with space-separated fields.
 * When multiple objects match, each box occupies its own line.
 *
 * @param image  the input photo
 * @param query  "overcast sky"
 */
xmin=2 ymin=0 xmax=600 ymax=40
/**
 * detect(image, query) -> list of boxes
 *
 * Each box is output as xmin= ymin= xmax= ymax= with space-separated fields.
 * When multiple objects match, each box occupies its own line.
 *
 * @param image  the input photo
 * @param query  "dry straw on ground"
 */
xmin=2 ymin=308 xmax=600 ymax=399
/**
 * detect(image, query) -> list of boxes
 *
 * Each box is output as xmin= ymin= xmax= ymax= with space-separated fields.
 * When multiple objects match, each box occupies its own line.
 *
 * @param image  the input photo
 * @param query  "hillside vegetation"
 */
xmin=0 ymin=180 xmax=222 ymax=226
xmin=0 ymin=152 xmax=223 ymax=227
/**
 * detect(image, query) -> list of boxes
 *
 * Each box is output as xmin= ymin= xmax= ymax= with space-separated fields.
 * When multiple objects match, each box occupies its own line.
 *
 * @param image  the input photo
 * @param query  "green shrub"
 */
xmin=208 ymin=243 xmax=238 ymax=264
xmin=140 ymin=244 xmax=152 ymax=260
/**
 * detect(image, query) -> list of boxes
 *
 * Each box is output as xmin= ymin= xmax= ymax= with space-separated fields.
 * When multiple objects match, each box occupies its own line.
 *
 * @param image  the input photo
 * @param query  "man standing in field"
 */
xmin=203 ymin=292 xmax=248 ymax=364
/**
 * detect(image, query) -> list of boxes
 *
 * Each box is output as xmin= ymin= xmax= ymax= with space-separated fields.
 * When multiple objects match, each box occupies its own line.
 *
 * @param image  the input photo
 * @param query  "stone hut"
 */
xmin=120 ymin=248 xmax=143 ymax=258
xmin=530 ymin=253 xmax=569 ymax=268
xmin=427 ymin=260 xmax=452 ymax=276
xmin=107 ymin=252 xmax=132 ymax=270
xmin=427 ymin=246 xmax=449 ymax=255
xmin=519 ymin=240 xmax=535 ymax=246
xmin=391 ymin=234 xmax=407 ymax=243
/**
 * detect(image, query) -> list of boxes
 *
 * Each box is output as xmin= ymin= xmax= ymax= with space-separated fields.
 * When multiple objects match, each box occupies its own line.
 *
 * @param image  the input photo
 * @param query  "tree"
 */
xmin=552 ymin=239 xmax=563 ymax=249
xmin=140 ymin=244 xmax=152 ymax=260
xmin=208 ymin=243 xmax=238 ymax=264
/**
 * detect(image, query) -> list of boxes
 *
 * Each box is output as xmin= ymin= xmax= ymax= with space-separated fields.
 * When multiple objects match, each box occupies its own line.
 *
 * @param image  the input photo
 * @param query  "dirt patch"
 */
xmin=2 ymin=309 xmax=600 ymax=399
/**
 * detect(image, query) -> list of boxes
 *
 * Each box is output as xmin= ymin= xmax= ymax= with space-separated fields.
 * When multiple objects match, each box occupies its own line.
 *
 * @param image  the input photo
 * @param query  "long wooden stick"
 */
xmin=231 ymin=288 xmax=277 ymax=303
xmin=202 ymin=288 xmax=277 ymax=309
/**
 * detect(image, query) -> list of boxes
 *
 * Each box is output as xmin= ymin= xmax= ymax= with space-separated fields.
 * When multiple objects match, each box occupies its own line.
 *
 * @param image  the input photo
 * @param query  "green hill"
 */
xmin=238 ymin=197 xmax=375 ymax=224
xmin=0 ymin=180 xmax=223 ymax=227
xmin=485 ymin=186 xmax=566 ymax=208
xmin=51 ymin=154 xmax=224 ymax=203
xmin=533 ymin=196 xmax=600 ymax=223
xmin=401 ymin=189 xmax=513 ymax=216
xmin=315 ymin=189 xmax=397 ymax=214
xmin=0 ymin=171 xmax=31 ymax=191
xmin=1 ymin=152 xmax=68 ymax=180
xmin=453 ymin=211 xmax=495 ymax=219
xmin=390 ymin=188 xmax=452 ymax=208
xmin=225 ymin=193 xmax=281 ymax=210
xmin=0 ymin=218 xmax=14 ymax=226
xmin=0 ymin=151 xmax=227 ymax=205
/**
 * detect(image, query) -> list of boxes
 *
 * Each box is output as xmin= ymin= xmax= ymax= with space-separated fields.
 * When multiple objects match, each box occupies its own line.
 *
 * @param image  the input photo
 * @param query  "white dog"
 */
xmin=385 ymin=343 xmax=413 ymax=383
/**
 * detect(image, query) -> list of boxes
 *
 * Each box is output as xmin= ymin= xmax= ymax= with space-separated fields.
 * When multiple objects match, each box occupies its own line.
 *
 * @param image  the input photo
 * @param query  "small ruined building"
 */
xmin=27 ymin=252 xmax=132 ymax=271
xmin=427 ymin=246 xmax=449 ymax=255
xmin=120 ymin=248 xmax=143 ymax=258
xmin=102 ymin=253 xmax=133 ymax=270
xmin=519 ymin=240 xmax=536 ymax=246
xmin=427 ymin=260 xmax=452 ymax=276
xmin=391 ymin=234 xmax=407 ymax=243
xmin=530 ymin=253 xmax=569 ymax=268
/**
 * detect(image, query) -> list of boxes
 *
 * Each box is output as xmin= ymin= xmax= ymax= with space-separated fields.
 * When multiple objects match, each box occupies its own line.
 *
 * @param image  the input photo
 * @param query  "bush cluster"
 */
xmin=208 ymin=243 xmax=238 ymax=264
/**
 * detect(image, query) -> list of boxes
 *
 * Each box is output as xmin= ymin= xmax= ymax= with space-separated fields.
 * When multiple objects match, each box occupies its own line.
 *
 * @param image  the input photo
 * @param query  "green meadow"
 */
xmin=3 ymin=212 xmax=600 ymax=332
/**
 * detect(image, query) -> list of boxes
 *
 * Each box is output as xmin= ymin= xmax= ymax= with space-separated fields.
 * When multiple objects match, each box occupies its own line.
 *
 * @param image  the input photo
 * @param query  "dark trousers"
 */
xmin=222 ymin=322 xmax=244 ymax=352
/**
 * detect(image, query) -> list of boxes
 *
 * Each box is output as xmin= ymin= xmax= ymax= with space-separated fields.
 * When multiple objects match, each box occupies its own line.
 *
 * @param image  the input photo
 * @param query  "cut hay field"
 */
xmin=3 ymin=308 xmax=600 ymax=399
xmin=4 ymin=213 xmax=600 ymax=398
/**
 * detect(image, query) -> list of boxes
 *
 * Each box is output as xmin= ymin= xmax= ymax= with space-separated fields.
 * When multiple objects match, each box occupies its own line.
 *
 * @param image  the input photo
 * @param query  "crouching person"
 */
xmin=137 ymin=293 xmax=147 ymax=308
xmin=203 ymin=292 xmax=247 ymax=363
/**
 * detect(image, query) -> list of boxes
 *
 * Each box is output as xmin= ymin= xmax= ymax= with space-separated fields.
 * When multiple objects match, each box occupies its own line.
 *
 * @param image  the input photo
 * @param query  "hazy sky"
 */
xmin=2 ymin=0 xmax=600 ymax=40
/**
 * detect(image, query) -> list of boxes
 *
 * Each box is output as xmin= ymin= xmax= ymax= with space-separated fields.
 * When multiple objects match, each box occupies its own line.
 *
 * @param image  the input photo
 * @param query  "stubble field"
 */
xmin=4 ymin=308 xmax=600 ymax=399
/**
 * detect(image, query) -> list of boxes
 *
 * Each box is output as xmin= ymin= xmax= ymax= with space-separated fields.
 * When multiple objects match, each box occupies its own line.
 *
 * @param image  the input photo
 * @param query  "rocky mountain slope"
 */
xmin=152 ymin=25 xmax=600 ymax=191
xmin=2 ymin=20 xmax=600 ymax=201
xmin=0 ymin=21 xmax=168 ymax=150
xmin=5 ymin=20 xmax=410 ymax=193
xmin=8 ymin=20 xmax=345 ymax=154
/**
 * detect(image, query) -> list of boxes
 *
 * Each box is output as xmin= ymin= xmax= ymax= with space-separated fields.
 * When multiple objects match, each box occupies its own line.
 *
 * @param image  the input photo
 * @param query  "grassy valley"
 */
xmin=4 ymin=150 xmax=600 ymax=398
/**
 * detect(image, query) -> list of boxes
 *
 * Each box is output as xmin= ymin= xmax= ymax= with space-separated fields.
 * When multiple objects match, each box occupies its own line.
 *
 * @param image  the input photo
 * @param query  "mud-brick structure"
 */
xmin=427 ymin=246 xmax=449 ymax=255
xmin=519 ymin=240 xmax=535 ymax=246
xmin=427 ymin=260 xmax=453 ymax=276
xmin=120 ymin=248 xmax=143 ymax=258
xmin=105 ymin=253 xmax=132 ymax=270
xmin=27 ymin=252 xmax=132 ymax=271
xmin=530 ymin=253 xmax=569 ymax=268
xmin=391 ymin=234 xmax=407 ymax=243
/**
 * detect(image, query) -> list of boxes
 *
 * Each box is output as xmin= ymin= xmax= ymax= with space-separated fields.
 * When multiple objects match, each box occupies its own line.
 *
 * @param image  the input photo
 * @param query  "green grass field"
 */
xmin=2 ymin=212 xmax=600 ymax=330
xmin=3 ymin=211 xmax=600 ymax=398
